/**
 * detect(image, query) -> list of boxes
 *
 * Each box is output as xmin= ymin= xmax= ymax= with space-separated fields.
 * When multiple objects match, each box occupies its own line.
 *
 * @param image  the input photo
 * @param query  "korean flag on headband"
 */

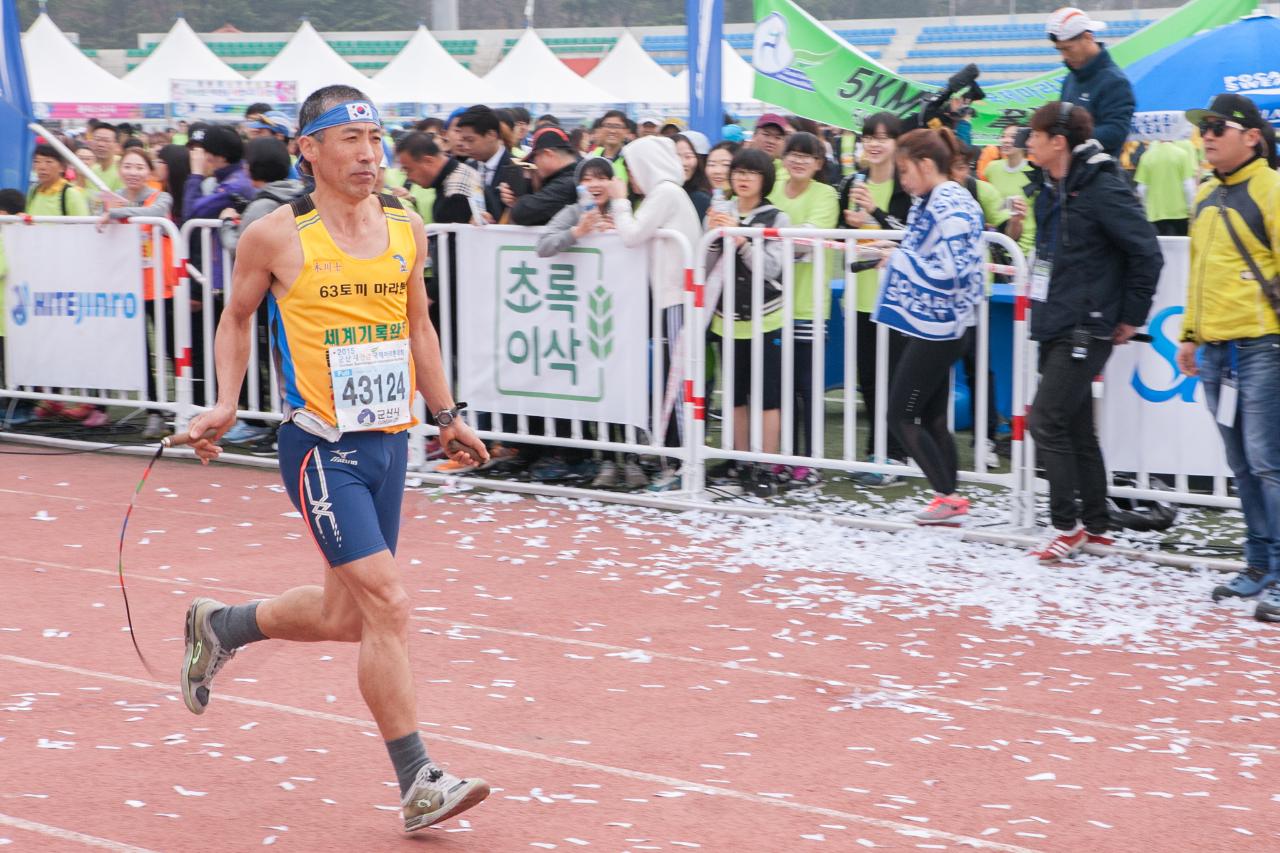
xmin=345 ymin=102 xmax=374 ymax=121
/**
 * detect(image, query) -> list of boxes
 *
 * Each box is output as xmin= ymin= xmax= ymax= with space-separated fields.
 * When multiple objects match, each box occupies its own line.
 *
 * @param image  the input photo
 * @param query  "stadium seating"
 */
xmin=916 ymin=19 xmax=1151 ymax=43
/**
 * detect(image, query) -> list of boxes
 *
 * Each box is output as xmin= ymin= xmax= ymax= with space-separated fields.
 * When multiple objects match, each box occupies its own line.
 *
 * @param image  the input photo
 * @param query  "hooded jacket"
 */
xmin=1059 ymin=46 xmax=1135 ymax=159
xmin=220 ymin=179 xmax=307 ymax=255
xmin=1182 ymin=155 xmax=1280 ymax=343
xmin=609 ymin=136 xmax=703 ymax=310
xmin=1031 ymin=139 xmax=1161 ymax=342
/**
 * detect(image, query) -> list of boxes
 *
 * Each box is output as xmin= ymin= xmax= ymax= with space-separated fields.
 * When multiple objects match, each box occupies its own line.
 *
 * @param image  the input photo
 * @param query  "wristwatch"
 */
xmin=433 ymin=402 xmax=467 ymax=427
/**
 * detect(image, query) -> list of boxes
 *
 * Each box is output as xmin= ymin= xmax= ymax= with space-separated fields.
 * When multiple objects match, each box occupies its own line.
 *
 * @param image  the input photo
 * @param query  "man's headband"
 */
xmin=300 ymin=101 xmax=381 ymax=138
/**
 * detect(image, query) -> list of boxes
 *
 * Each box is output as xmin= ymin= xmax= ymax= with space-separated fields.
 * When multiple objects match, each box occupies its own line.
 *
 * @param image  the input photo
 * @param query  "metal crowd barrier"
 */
xmin=0 ymin=217 xmax=1240 ymax=524
xmin=422 ymin=223 xmax=697 ymax=481
xmin=689 ymin=225 xmax=1033 ymax=527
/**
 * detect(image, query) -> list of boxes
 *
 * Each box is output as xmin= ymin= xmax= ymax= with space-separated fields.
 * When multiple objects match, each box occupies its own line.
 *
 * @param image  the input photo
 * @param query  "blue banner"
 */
xmin=0 ymin=0 xmax=33 ymax=194
xmin=686 ymin=0 xmax=723 ymax=143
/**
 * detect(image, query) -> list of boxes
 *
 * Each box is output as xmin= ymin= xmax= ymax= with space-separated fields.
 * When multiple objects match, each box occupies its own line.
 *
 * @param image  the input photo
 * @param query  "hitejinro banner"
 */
xmin=456 ymin=227 xmax=651 ymax=430
xmin=751 ymin=0 xmax=1255 ymax=142
xmin=3 ymin=222 xmax=147 ymax=391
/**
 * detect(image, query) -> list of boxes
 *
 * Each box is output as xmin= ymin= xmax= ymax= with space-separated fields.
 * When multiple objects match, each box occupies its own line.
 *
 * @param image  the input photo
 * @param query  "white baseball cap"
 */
xmin=1046 ymin=7 xmax=1107 ymax=42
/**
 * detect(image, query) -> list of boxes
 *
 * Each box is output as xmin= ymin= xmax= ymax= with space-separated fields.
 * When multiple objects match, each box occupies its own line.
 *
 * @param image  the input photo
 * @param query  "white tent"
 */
xmin=23 ymin=13 xmax=144 ymax=104
xmin=676 ymin=40 xmax=763 ymax=107
xmin=483 ymin=29 xmax=618 ymax=106
xmin=124 ymin=17 xmax=242 ymax=103
xmin=373 ymin=25 xmax=499 ymax=106
xmin=586 ymin=31 xmax=684 ymax=105
xmin=252 ymin=21 xmax=373 ymax=102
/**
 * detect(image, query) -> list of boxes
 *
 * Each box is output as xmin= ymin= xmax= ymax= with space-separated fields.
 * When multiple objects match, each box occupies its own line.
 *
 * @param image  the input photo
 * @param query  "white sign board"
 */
xmin=1098 ymin=237 xmax=1230 ymax=478
xmin=3 ymin=223 xmax=148 ymax=392
xmin=456 ymin=227 xmax=650 ymax=429
xmin=170 ymin=79 xmax=298 ymax=121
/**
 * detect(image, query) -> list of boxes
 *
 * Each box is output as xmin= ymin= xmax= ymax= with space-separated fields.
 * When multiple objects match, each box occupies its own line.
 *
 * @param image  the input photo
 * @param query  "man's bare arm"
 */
xmin=186 ymin=209 xmax=289 ymax=460
xmin=404 ymin=214 xmax=488 ymax=464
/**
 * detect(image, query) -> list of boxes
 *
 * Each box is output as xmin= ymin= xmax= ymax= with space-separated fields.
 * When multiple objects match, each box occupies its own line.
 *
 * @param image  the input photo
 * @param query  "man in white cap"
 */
xmin=1046 ymin=6 xmax=1134 ymax=158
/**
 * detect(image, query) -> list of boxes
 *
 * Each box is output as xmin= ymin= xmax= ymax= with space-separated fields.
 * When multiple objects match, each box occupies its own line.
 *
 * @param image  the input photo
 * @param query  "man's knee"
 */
xmin=359 ymin=583 xmax=411 ymax=633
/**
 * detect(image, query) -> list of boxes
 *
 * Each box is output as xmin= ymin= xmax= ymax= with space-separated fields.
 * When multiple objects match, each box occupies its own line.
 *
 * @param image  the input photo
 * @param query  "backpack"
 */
xmin=722 ymin=205 xmax=785 ymax=321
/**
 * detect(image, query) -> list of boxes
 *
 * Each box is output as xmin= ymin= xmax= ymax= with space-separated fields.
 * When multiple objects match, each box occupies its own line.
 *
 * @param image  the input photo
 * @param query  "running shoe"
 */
xmin=852 ymin=458 xmax=905 ymax=488
xmin=181 ymin=597 xmax=235 ymax=715
xmin=1212 ymin=566 xmax=1280 ymax=602
xmin=142 ymin=413 xmax=166 ymax=439
xmin=1084 ymin=530 xmax=1114 ymax=547
xmin=79 ymin=408 xmax=109 ymax=428
xmin=591 ymin=459 xmax=619 ymax=488
xmin=435 ymin=457 xmax=480 ymax=475
xmin=1255 ymin=581 xmax=1280 ymax=623
xmin=914 ymin=495 xmax=969 ymax=526
xmin=647 ymin=468 xmax=683 ymax=493
xmin=222 ymin=420 xmax=272 ymax=444
xmin=1029 ymin=526 xmax=1086 ymax=563
xmin=402 ymin=763 xmax=490 ymax=832
xmin=623 ymin=458 xmax=650 ymax=489
xmin=529 ymin=455 xmax=570 ymax=481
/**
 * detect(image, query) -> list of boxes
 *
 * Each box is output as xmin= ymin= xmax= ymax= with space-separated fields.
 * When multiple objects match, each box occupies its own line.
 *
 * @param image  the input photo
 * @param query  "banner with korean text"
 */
xmin=1097 ymin=238 xmax=1230 ymax=478
xmin=3 ymin=222 xmax=147 ymax=391
xmin=456 ymin=226 xmax=650 ymax=429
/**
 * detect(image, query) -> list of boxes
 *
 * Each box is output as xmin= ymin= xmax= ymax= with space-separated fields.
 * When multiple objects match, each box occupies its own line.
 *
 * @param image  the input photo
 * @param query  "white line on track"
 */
xmin=0 ymin=812 xmax=160 ymax=853
xmin=0 ymin=653 xmax=1041 ymax=853
xmin=6 ymin=554 xmax=1275 ymax=754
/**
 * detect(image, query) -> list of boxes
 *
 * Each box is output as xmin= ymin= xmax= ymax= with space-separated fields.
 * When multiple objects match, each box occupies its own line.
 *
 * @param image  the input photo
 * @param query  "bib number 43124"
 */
xmin=329 ymin=340 xmax=412 ymax=432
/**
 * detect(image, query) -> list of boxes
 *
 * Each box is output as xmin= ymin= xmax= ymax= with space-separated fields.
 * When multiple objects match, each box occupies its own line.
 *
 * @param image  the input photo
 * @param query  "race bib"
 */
xmin=1030 ymin=259 xmax=1052 ymax=302
xmin=1216 ymin=380 xmax=1238 ymax=429
xmin=329 ymin=340 xmax=412 ymax=432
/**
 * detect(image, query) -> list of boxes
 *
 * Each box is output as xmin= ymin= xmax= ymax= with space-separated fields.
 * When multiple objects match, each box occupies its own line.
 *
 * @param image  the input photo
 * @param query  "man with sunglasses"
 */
xmin=1046 ymin=7 xmax=1134 ymax=158
xmin=1176 ymin=94 xmax=1280 ymax=622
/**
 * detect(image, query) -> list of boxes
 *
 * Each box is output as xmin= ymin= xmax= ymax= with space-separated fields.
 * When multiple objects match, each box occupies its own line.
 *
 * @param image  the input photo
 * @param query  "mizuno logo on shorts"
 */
xmin=330 ymin=449 xmax=359 ymax=466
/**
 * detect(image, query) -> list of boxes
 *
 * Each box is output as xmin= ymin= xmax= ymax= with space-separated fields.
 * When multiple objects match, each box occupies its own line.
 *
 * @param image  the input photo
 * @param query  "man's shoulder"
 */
xmin=244 ymin=202 xmax=300 ymax=245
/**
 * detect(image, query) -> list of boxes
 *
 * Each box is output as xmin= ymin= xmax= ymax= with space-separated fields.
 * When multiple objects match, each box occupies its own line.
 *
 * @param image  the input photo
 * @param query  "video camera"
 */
xmin=919 ymin=63 xmax=986 ymax=128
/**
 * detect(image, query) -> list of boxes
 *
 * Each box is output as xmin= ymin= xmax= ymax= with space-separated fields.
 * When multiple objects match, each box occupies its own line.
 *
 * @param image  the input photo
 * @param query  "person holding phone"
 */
xmin=838 ymin=113 xmax=913 ymax=486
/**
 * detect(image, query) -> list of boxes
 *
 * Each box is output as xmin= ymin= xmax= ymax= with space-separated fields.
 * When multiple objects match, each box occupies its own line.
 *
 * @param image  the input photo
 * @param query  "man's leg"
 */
xmin=1067 ymin=340 xmax=1113 ymax=535
xmin=1028 ymin=338 xmax=1096 ymax=531
xmin=1200 ymin=343 xmax=1275 ymax=599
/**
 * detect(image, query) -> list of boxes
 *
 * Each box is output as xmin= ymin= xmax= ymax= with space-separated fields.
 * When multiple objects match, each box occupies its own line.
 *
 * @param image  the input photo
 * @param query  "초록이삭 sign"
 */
xmin=456 ymin=227 xmax=650 ymax=430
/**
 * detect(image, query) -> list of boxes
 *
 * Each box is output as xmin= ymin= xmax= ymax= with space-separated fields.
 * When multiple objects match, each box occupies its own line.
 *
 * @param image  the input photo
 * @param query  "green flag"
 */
xmin=751 ymin=0 xmax=1255 ymax=142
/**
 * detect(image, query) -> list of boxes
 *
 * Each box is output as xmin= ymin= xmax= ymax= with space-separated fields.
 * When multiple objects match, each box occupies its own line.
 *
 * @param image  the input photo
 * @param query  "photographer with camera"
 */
xmin=1024 ymin=102 xmax=1161 ymax=562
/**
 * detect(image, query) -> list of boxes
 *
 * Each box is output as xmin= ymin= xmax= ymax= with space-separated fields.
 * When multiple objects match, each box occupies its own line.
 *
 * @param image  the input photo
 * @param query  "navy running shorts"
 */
xmin=276 ymin=421 xmax=408 ymax=568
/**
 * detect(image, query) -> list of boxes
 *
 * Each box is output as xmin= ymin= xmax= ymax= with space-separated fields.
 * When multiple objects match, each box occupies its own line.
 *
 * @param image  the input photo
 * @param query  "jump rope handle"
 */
xmin=161 ymin=429 xmax=220 ymax=448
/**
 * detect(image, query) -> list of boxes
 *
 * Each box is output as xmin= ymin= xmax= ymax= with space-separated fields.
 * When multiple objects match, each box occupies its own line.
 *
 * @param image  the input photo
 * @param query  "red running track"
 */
xmin=1 ymin=448 xmax=1278 ymax=851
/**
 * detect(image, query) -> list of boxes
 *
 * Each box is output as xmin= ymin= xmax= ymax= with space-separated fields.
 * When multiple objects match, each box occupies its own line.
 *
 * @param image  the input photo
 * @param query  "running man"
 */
xmin=180 ymin=84 xmax=491 ymax=833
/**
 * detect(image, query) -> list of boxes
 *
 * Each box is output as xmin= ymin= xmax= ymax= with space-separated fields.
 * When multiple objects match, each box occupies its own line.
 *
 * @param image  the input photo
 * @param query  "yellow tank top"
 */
xmin=268 ymin=193 xmax=418 ymax=432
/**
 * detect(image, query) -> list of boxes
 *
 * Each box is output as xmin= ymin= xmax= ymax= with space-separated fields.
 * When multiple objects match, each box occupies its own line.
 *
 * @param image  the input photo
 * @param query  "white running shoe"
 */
xmin=401 ymin=763 xmax=490 ymax=832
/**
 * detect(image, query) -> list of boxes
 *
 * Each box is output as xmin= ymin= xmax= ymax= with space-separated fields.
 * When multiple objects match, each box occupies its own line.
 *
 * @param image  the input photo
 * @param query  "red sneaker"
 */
xmin=1084 ymin=531 xmax=1114 ymax=547
xmin=1030 ymin=526 xmax=1086 ymax=563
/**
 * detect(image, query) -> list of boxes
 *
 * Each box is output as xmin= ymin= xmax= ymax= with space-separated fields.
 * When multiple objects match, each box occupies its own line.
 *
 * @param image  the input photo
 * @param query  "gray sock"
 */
xmin=386 ymin=732 xmax=432 ymax=797
xmin=208 ymin=601 xmax=267 ymax=651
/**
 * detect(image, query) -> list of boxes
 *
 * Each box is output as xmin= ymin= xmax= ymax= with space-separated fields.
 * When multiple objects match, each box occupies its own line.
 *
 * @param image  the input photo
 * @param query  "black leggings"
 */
xmin=888 ymin=331 xmax=971 ymax=495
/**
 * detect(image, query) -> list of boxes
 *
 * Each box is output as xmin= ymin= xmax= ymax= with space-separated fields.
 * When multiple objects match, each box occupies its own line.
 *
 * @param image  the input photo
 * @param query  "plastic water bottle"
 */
xmin=850 ymin=172 xmax=867 ymax=211
xmin=577 ymin=184 xmax=596 ymax=213
xmin=711 ymin=187 xmax=733 ymax=217
xmin=468 ymin=190 xmax=487 ymax=226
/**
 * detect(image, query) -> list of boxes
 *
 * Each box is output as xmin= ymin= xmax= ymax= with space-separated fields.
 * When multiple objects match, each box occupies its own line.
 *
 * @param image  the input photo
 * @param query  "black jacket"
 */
xmin=472 ymin=147 xmax=527 ymax=220
xmin=1031 ymin=140 xmax=1161 ymax=342
xmin=510 ymin=160 xmax=579 ymax=226
xmin=1059 ymin=46 xmax=1135 ymax=159
xmin=836 ymin=168 xmax=912 ymax=232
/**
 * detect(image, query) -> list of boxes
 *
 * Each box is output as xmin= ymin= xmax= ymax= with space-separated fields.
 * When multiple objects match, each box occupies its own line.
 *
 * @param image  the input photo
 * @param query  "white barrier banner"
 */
xmin=3 ymin=223 xmax=147 ymax=392
xmin=456 ymin=227 xmax=650 ymax=428
xmin=1099 ymin=238 xmax=1230 ymax=477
